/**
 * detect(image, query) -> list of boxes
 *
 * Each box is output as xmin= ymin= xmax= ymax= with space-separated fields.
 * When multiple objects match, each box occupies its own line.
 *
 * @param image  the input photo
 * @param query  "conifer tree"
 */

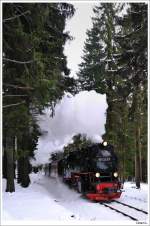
xmin=3 ymin=3 xmax=75 ymax=192
xmin=77 ymin=3 xmax=121 ymax=147
xmin=114 ymin=3 xmax=148 ymax=187
xmin=77 ymin=3 xmax=148 ymax=183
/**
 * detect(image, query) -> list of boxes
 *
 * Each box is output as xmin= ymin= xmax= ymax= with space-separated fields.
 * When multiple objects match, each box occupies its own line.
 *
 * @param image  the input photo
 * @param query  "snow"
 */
xmin=2 ymin=172 xmax=149 ymax=225
xmin=32 ymin=91 xmax=107 ymax=165
xmin=119 ymin=182 xmax=148 ymax=212
xmin=107 ymin=69 xmax=117 ymax=72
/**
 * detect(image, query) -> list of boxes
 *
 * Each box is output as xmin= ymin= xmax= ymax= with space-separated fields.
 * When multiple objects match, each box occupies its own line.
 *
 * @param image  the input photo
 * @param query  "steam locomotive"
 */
xmin=56 ymin=141 xmax=123 ymax=201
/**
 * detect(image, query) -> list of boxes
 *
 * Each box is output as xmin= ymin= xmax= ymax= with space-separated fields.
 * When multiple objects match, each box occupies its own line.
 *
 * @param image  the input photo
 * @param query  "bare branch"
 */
xmin=3 ymin=58 xmax=34 ymax=64
xmin=3 ymin=94 xmax=28 ymax=97
xmin=3 ymin=83 xmax=34 ymax=90
xmin=3 ymin=10 xmax=30 ymax=23
xmin=3 ymin=101 xmax=26 ymax=108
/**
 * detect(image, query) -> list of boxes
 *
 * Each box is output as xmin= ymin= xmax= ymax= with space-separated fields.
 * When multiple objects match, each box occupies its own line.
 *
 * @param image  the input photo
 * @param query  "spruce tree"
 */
xmin=77 ymin=3 xmax=148 ymax=183
xmin=3 ymin=3 xmax=75 ymax=192
xmin=114 ymin=3 xmax=148 ymax=187
xmin=77 ymin=3 xmax=122 ymax=149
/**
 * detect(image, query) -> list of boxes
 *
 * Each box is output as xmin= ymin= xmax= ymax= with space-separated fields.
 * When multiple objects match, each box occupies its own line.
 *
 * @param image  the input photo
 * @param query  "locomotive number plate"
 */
xmin=98 ymin=157 xmax=111 ymax=161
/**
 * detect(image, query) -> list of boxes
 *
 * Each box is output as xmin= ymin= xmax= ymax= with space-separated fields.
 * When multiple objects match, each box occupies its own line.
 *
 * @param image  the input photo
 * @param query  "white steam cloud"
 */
xmin=32 ymin=90 xmax=107 ymax=165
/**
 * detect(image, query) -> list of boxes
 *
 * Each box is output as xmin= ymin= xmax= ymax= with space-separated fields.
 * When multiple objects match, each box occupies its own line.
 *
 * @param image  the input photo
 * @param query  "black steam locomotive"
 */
xmin=57 ymin=141 xmax=123 ymax=201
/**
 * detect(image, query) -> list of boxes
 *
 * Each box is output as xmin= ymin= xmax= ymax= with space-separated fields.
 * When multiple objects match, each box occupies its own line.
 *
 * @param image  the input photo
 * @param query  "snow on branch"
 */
xmin=3 ymin=101 xmax=26 ymax=108
xmin=115 ymin=26 xmax=144 ymax=39
xmin=111 ymin=98 xmax=124 ymax=102
xmin=107 ymin=69 xmax=118 ymax=72
xmin=3 ymin=83 xmax=34 ymax=90
xmin=3 ymin=10 xmax=30 ymax=22
xmin=3 ymin=94 xmax=28 ymax=97
xmin=3 ymin=58 xmax=35 ymax=64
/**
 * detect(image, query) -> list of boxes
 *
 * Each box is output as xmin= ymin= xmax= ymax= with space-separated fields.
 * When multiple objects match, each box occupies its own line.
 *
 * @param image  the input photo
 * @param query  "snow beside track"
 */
xmin=2 ymin=172 xmax=149 ymax=225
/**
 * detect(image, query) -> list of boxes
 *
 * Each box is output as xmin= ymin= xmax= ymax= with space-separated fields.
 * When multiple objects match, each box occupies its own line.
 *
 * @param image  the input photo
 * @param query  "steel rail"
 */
xmin=100 ymin=203 xmax=138 ymax=221
xmin=112 ymin=200 xmax=148 ymax=214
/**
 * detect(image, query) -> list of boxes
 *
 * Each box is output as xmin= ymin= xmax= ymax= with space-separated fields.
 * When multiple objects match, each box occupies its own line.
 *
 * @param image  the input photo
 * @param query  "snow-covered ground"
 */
xmin=2 ymin=172 xmax=149 ymax=225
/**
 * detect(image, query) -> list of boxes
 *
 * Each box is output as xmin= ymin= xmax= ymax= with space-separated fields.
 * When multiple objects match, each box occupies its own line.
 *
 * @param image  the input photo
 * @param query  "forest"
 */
xmin=2 ymin=2 xmax=148 ymax=192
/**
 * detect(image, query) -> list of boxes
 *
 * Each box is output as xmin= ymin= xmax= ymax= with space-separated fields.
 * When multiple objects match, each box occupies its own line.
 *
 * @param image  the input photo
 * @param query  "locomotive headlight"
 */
xmin=103 ymin=141 xmax=108 ymax=146
xmin=95 ymin=172 xmax=100 ymax=178
xmin=113 ymin=172 xmax=118 ymax=177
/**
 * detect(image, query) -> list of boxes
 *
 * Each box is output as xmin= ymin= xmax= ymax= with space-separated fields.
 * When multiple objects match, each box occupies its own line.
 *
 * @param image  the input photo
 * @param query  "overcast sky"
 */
xmin=64 ymin=2 xmax=95 ymax=78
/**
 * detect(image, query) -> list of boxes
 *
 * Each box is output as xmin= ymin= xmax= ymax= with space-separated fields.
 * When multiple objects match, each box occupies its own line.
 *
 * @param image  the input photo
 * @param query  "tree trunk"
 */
xmin=2 ymin=136 xmax=7 ymax=178
xmin=136 ymin=126 xmax=142 ymax=188
xmin=14 ymin=136 xmax=17 ymax=179
xmin=3 ymin=149 xmax=7 ymax=179
xmin=17 ymin=131 xmax=31 ymax=187
xmin=17 ymin=157 xmax=23 ymax=184
xmin=21 ymin=156 xmax=31 ymax=187
xmin=118 ymin=144 xmax=124 ymax=182
xmin=134 ymin=88 xmax=142 ymax=189
xmin=142 ymin=159 xmax=147 ymax=182
xmin=17 ymin=156 xmax=31 ymax=187
xmin=122 ymin=145 xmax=125 ymax=182
xmin=5 ymin=136 xmax=15 ymax=192
xmin=135 ymin=151 xmax=140 ymax=189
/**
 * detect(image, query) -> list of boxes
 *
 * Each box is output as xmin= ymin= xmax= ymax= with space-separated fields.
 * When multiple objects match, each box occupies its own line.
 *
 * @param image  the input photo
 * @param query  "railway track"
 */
xmin=112 ymin=200 xmax=148 ymax=214
xmin=99 ymin=200 xmax=148 ymax=221
xmin=100 ymin=202 xmax=138 ymax=221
